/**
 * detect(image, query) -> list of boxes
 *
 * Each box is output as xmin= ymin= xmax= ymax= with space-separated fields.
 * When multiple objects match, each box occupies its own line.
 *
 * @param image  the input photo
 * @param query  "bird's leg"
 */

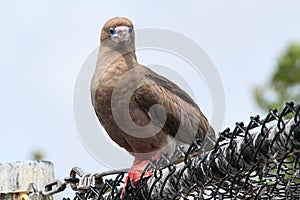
xmin=127 ymin=158 xmax=153 ymax=187
xmin=121 ymin=154 xmax=160 ymax=197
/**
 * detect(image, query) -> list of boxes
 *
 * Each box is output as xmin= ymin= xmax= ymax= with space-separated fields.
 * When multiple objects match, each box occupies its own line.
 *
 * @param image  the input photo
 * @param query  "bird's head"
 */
xmin=100 ymin=17 xmax=135 ymax=51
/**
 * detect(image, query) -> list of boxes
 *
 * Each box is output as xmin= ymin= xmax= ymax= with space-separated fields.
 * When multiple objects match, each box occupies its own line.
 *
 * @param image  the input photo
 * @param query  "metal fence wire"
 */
xmin=62 ymin=102 xmax=300 ymax=200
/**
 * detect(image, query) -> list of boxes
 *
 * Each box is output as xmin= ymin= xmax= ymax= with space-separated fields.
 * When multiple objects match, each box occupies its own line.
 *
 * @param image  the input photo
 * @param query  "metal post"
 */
xmin=0 ymin=160 xmax=55 ymax=200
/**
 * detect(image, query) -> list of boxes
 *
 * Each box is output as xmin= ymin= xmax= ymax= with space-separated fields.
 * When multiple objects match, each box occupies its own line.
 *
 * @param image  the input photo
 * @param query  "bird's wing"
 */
xmin=133 ymin=65 xmax=211 ymax=144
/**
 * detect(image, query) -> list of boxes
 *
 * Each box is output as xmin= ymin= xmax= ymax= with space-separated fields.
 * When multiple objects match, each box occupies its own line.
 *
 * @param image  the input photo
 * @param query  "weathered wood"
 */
xmin=0 ymin=160 xmax=55 ymax=200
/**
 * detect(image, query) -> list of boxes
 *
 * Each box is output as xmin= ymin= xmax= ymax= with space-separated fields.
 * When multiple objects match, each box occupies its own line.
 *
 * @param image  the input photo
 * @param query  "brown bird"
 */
xmin=91 ymin=17 xmax=215 ymax=190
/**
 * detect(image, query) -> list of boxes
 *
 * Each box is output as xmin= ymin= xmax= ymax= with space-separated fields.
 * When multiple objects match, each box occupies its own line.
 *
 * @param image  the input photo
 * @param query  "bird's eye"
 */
xmin=128 ymin=27 xmax=133 ymax=33
xmin=108 ymin=28 xmax=116 ymax=35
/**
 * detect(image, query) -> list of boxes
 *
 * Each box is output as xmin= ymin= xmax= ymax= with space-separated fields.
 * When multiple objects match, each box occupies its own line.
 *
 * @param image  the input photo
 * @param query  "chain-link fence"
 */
xmin=45 ymin=101 xmax=299 ymax=200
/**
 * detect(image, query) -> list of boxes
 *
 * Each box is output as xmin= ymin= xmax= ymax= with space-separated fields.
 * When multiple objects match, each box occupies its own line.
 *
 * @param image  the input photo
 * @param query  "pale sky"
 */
xmin=1 ymin=0 xmax=300 ymax=198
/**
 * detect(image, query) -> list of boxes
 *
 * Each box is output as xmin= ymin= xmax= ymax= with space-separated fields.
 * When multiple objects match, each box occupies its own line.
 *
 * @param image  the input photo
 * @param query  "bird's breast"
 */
xmin=91 ymin=63 xmax=171 ymax=155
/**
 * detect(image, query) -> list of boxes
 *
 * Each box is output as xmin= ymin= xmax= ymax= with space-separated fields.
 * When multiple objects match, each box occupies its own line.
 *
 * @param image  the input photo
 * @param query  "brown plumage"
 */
xmin=91 ymin=17 xmax=215 ymax=187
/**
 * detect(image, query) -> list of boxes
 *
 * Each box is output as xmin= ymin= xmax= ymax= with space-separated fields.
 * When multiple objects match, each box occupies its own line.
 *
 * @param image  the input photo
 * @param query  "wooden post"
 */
xmin=0 ymin=160 xmax=55 ymax=200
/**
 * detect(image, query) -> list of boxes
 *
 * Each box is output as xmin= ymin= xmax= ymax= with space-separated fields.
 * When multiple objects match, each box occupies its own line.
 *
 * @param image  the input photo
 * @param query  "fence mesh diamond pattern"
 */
xmin=47 ymin=102 xmax=300 ymax=199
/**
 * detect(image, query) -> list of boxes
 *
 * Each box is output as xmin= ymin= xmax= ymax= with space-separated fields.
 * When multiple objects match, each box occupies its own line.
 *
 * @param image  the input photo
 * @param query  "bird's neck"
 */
xmin=97 ymin=41 xmax=138 ymax=69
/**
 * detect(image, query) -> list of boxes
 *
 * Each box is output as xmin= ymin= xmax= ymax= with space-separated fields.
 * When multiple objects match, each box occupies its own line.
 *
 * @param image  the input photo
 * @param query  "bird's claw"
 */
xmin=121 ymin=160 xmax=154 ymax=198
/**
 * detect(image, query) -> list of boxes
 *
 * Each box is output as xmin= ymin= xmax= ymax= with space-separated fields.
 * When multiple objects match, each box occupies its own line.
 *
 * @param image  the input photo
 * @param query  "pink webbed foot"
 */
xmin=121 ymin=155 xmax=160 ymax=197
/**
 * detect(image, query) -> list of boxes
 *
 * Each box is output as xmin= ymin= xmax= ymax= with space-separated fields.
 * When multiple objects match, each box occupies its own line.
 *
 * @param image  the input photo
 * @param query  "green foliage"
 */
xmin=32 ymin=150 xmax=44 ymax=160
xmin=254 ymin=44 xmax=300 ymax=111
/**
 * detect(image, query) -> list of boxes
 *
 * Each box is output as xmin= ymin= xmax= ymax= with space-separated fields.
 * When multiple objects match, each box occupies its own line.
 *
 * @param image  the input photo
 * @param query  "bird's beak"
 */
xmin=111 ymin=26 xmax=132 ymax=43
